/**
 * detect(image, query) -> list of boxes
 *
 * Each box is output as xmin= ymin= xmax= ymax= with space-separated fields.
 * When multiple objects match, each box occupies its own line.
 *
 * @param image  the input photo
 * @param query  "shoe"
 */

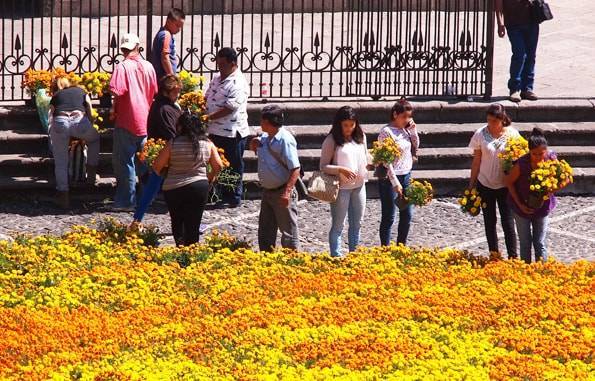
xmin=55 ymin=191 xmax=70 ymax=209
xmin=520 ymin=91 xmax=538 ymax=101
xmin=509 ymin=91 xmax=522 ymax=103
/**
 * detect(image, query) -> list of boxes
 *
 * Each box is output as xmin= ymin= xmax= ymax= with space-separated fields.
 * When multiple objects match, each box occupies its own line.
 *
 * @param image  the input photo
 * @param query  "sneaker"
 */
xmin=521 ymin=90 xmax=538 ymax=101
xmin=509 ymin=91 xmax=522 ymax=103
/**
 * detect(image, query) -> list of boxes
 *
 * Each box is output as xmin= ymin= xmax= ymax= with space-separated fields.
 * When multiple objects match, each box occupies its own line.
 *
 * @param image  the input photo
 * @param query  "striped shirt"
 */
xmin=205 ymin=69 xmax=250 ymax=138
xmin=162 ymin=136 xmax=211 ymax=191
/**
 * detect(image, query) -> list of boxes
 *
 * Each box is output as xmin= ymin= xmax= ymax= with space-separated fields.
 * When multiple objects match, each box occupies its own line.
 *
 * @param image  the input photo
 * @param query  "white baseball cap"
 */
xmin=120 ymin=33 xmax=140 ymax=51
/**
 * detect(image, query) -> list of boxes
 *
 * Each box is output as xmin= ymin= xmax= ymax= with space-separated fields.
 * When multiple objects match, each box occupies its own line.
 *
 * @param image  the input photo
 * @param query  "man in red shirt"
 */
xmin=109 ymin=33 xmax=158 ymax=210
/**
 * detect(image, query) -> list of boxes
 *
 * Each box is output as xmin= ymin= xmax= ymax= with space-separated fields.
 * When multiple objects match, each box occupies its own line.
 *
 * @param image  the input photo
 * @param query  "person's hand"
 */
xmin=249 ymin=138 xmax=261 ymax=153
xmin=339 ymin=167 xmax=357 ymax=181
xmin=498 ymin=25 xmax=506 ymax=38
xmin=279 ymin=192 xmax=290 ymax=208
xmin=393 ymin=185 xmax=403 ymax=197
xmin=518 ymin=203 xmax=534 ymax=215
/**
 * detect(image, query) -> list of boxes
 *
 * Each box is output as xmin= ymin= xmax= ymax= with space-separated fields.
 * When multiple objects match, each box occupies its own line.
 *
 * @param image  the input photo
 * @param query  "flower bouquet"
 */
xmin=179 ymin=90 xmax=208 ymax=122
xmin=527 ymin=159 xmax=573 ymax=209
xmin=22 ymin=69 xmax=52 ymax=96
xmin=138 ymin=138 xmax=167 ymax=168
xmin=498 ymin=135 xmax=529 ymax=173
xmin=459 ymin=188 xmax=486 ymax=217
xmin=209 ymin=148 xmax=240 ymax=204
xmin=90 ymin=109 xmax=107 ymax=133
xmin=370 ymin=137 xmax=401 ymax=178
xmin=405 ymin=179 xmax=434 ymax=207
xmin=179 ymin=70 xmax=205 ymax=95
xmin=81 ymin=71 xmax=111 ymax=106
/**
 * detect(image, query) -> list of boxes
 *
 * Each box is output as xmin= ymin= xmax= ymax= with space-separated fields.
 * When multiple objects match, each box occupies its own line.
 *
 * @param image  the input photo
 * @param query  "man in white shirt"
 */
xmin=205 ymin=47 xmax=250 ymax=208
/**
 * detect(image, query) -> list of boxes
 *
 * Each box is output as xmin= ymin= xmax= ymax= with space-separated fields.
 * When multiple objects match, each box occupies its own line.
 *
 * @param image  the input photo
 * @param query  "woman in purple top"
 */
xmin=505 ymin=128 xmax=558 ymax=263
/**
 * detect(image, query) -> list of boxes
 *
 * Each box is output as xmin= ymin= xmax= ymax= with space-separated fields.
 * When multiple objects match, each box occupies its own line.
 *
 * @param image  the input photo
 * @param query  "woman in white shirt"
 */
xmin=320 ymin=106 xmax=371 ymax=257
xmin=376 ymin=99 xmax=420 ymax=246
xmin=468 ymin=103 xmax=519 ymax=259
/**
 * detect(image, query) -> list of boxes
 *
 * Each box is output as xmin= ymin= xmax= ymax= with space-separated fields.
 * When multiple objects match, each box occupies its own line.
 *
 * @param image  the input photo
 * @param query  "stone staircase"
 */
xmin=1 ymin=99 xmax=594 ymax=199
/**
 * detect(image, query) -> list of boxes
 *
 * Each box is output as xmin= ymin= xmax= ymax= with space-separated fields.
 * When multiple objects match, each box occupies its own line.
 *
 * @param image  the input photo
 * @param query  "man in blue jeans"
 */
xmin=496 ymin=0 xmax=540 ymax=103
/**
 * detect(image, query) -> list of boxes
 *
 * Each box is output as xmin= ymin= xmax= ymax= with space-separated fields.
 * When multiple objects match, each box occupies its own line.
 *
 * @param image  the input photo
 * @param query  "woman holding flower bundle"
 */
xmin=152 ymin=112 xmax=223 ymax=246
xmin=48 ymin=76 xmax=100 ymax=209
xmin=320 ymin=106 xmax=372 ymax=257
xmin=131 ymin=74 xmax=182 ymax=227
xmin=468 ymin=104 xmax=518 ymax=259
xmin=505 ymin=128 xmax=568 ymax=263
xmin=377 ymin=99 xmax=419 ymax=246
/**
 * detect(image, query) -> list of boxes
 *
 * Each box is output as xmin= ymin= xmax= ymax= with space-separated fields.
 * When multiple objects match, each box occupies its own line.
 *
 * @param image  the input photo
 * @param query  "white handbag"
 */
xmin=307 ymin=171 xmax=340 ymax=203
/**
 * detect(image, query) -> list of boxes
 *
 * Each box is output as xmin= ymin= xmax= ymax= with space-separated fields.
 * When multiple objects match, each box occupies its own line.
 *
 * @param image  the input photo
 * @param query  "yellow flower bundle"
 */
xmin=22 ymin=68 xmax=81 ymax=95
xmin=217 ymin=147 xmax=231 ymax=168
xmin=498 ymin=135 xmax=529 ymax=172
xmin=179 ymin=90 xmax=208 ymax=120
xmin=137 ymin=138 xmax=166 ymax=167
xmin=0 ymin=227 xmax=593 ymax=380
xmin=178 ymin=70 xmax=205 ymax=95
xmin=370 ymin=136 xmax=402 ymax=165
xmin=90 ymin=108 xmax=104 ymax=132
xmin=459 ymin=188 xmax=486 ymax=216
xmin=80 ymin=71 xmax=111 ymax=97
xmin=405 ymin=179 xmax=434 ymax=207
xmin=529 ymin=159 xmax=574 ymax=197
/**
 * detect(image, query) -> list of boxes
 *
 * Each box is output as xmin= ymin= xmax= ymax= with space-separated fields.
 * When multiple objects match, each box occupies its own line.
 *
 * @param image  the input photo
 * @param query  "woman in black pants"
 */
xmin=468 ymin=104 xmax=519 ymax=259
xmin=152 ymin=112 xmax=223 ymax=246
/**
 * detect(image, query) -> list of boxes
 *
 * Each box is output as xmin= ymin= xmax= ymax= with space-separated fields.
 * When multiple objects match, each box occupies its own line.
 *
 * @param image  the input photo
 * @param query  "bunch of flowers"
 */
xmin=80 ymin=71 xmax=111 ymax=97
xmin=137 ymin=138 xmax=166 ymax=167
xmin=370 ymin=137 xmax=402 ymax=165
xmin=178 ymin=70 xmax=205 ymax=95
xmin=209 ymin=148 xmax=240 ymax=203
xmin=459 ymin=188 xmax=486 ymax=216
xmin=90 ymin=108 xmax=105 ymax=132
xmin=179 ymin=90 xmax=208 ymax=121
xmin=498 ymin=135 xmax=529 ymax=173
xmin=0 ymin=227 xmax=592 ymax=380
xmin=404 ymin=179 xmax=433 ymax=207
xmin=528 ymin=159 xmax=574 ymax=207
xmin=21 ymin=69 xmax=52 ymax=95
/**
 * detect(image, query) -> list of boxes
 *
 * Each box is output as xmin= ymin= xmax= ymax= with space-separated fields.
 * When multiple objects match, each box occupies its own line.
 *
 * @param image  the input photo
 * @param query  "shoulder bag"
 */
xmin=531 ymin=0 xmax=554 ymax=23
xmin=307 ymin=138 xmax=340 ymax=203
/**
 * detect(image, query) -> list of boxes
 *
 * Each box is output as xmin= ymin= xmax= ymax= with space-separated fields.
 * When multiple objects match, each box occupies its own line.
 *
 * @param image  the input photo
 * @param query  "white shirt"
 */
xmin=377 ymin=124 xmax=420 ymax=188
xmin=469 ymin=126 xmax=521 ymax=189
xmin=334 ymin=140 xmax=369 ymax=189
xmin=205 ymin=69 xmax=250 ymax=138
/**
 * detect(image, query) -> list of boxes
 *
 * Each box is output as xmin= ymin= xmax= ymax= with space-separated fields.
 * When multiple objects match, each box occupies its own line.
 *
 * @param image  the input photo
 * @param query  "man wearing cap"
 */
xmin=249 ymin=105 xmax=301 ymax=252
xmin=109 ymin=33 xmax=158 ymax=210
xmin=205 ymin=47 xmax=250 ymax=208
xmin=150 ymin=8 xmax=185 ymax=79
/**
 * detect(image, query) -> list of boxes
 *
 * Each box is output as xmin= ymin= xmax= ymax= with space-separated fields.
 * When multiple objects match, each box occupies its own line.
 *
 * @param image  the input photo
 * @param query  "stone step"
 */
xmin=1 ymin=145 xmax=594 ymax=177
xmin=2 ymin=122 xmax=595 ymax=154
xmin=2 ymin=167 xmax=593 ymax=199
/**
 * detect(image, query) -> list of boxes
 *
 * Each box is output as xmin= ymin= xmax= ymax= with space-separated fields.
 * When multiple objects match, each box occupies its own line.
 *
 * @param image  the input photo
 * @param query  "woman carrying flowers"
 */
xmin=468 ymin=104 xmax=519 ymax=259
xmin=505 ymin=128 xmax=567 ymax=263
xmin=320 ymin=106 xmax=372 ymax=257
xmin=376 ymin=99 xmax=419 ymax=246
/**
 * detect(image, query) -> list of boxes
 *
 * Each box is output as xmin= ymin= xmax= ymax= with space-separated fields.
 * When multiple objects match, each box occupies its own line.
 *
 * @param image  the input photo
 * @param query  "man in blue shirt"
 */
xmin=250 ymin=105 xmax=301 ymax=252
xmin=151 ymin=8 xmax=185 ymax=79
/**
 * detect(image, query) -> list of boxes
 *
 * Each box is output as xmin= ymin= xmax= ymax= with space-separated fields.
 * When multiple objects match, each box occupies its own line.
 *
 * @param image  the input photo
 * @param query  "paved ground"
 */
xmin=0 ymin=195 xmax=593 ymax=263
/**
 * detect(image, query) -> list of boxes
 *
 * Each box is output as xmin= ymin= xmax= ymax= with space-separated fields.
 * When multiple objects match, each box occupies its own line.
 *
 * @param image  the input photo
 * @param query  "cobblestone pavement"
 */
xmin=0 ymin=195 xmax=593 ymax=263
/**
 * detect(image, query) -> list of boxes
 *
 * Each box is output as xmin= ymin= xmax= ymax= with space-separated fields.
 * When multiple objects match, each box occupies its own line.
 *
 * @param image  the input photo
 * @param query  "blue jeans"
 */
xmin=329 ymin=186 xmax=366 ymax=257
xmin=378 ymin=174 xmax=413 ymax=246
xmin=50 ymin=113 xmax=100 ymax=191
xmin=112 ymin=127 xmax=146 ymax=208
xmin=133 ymin=170 xmax=164 ymax=221
xmin=513 ymin=212 xmax=549 ymax=264
xmin=507 ymin=23 xmax=539 ymax=93
xmin=209 ymin=133 xmax=247 ymax=205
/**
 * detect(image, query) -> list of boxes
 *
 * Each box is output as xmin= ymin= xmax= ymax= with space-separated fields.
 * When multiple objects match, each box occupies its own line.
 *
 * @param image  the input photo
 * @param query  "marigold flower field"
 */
xmin=0 ymin=227 xmax=593 ymax=380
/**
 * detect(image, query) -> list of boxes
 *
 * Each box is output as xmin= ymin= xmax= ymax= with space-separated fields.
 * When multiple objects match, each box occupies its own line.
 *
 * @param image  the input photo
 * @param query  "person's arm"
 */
xmin=208 ymin=107 xmax=233 ymax=121
xmin=249 ymin=136 xmax=262 ymax=153
xmin=160 ymin=31 xmax=174 ymax=76
xmin=208 ymin=80 xmax=247 ymax=121
xmin=207 ymin=142 xmax=223 ymax=183
xmin=108 ymin=65 xmax=127 ymax=121
xmin=280 ymin=139 xmax=301 ymax=207
xmin=152 ymin=141 xmax=172 ymax=175
xmin=409 ymin=120 xmax=420 ymax=150
xmin=469 ymin=149 xmax=482 ymax=189
xmin=320 ymin=136 xmax=356 ymax=179
xmin=379 ymin=127 xmax=403 ymax=193
xmin=495 ymin=0 xmax=506 ymax=38
xmin=505 ymin=163 xmax=534 ymax=214
xmin=84 ymin=94 xmax=93 ymax=121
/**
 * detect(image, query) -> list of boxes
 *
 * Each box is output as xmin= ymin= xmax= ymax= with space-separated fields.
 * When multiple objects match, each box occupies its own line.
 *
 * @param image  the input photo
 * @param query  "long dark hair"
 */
xmin=329 ymin=106 xmax=364 ymax=146
xmin=528 ymin=127 xmax=548 ymax=149
xmin=486 ymin=103 xmax=512 ymax=127
xmin=176 ymin=111 xmax=209 ymax=160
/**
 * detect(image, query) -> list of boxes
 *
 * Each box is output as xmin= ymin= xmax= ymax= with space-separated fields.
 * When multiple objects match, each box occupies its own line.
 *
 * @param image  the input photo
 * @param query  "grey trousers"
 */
xmin=258 ymin=187 xmax=299 ymax=252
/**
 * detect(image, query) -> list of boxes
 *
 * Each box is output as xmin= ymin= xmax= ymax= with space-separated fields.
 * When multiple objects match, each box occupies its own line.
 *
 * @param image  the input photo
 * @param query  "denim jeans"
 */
xmin=513 ymin=212 xmax=549 ymax=264
xmin=112 ymin=127 xmax=146 ymax=208
xmin=507 ymin=23 xmax=540 ymax=93
xmin=50 ymin=113 xmax=99 ymax=192
xmin=378 ymin=173 xmax=413 ymax=246
xmin=209 ymin=133 xmax=247 ymax=205
xmin=329 ymin=186 xmax=366 ymax=257
xmin=477 ymin=182 xmax=518 ymax=259
xmin=258 ymin=187 xmax=299 ymax=252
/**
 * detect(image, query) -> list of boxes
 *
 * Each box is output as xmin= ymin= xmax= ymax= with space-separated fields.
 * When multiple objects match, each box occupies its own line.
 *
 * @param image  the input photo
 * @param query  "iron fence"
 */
xmin=0 ymin=0 xmax=494 ymax=102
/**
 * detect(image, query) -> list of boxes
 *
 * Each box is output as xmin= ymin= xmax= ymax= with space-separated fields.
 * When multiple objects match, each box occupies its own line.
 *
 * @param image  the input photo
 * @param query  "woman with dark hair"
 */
xmin=376 ymin=99 xmax=420 ymax=246
xmin=505 ymin=128 xmax=563 ymax=263
xmin=468 ymin=103 xmax=520 ymax=259
xmin=320 ymin=106 xmax=371 ymax=257
xmin=152 ymin=112 xmax=223 ymax=246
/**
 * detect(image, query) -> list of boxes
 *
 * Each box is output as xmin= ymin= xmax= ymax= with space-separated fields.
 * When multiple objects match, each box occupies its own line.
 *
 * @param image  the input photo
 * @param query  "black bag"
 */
xmin=531 ymin=0 xmax=553 ymax=24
